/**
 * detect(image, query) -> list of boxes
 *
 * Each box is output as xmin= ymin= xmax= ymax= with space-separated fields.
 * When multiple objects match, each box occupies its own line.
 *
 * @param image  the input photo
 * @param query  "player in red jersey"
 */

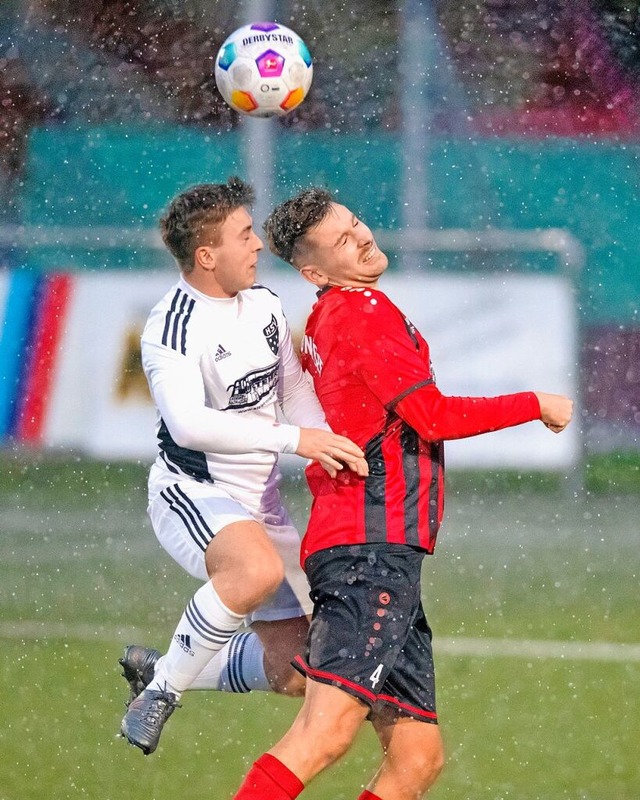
xmin=230 ymin=189 xmax=574 ymax=800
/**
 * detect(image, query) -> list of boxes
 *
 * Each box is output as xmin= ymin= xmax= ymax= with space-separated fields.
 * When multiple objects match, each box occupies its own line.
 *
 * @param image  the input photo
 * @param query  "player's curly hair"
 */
xmin=264 ymin=187 xmax=333 ymax=267
xmin=160 ymin=177 xmax=255 ymax=273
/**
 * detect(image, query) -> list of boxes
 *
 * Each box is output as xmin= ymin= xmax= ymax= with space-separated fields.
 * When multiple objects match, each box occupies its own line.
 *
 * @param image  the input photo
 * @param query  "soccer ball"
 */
xmin=214 ymin=22 xmax=313 ymax=118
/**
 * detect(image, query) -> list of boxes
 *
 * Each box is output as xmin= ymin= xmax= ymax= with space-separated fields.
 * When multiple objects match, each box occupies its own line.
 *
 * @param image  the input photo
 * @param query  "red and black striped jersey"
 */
xmin=300 ymin=285 xmax=541 ymax=564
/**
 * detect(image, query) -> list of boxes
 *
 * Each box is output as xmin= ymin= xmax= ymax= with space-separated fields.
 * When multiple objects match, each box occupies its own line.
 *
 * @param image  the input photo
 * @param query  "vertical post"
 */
xmin=399 ymin=0 xmax=435 ymax=271
xmin=242 ymin=0 xmax=277 ymax=252
xmin=399 ymin=1 xmax=471 ymax=268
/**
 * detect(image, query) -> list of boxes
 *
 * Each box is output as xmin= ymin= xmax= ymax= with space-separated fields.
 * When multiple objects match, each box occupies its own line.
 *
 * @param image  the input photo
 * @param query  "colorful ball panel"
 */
xmin=214 ymin=22 xmax=313 ymax=117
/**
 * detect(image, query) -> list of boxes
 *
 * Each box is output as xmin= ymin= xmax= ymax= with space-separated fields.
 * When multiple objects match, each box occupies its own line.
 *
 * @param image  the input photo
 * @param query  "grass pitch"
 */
xmin=0 ymin=453 xmax=638 ymax=800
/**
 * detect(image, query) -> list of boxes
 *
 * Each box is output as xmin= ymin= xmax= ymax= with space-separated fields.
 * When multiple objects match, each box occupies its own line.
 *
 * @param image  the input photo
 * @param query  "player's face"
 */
xmin=196 ymin=206 xmax=263 ymax=297
xmin=300 ymin=203 xmax=388 ymax=288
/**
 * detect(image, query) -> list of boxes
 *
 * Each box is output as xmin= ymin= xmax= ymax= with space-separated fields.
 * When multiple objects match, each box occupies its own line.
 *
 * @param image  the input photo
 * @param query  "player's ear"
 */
xmin=299 ymin=264 xmax=328 ymax=287
xmin=194 ymin=245 xmax=216 ymax=271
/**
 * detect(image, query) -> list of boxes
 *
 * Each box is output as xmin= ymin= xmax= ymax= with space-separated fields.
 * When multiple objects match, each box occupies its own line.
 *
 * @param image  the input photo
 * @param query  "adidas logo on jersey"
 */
xmin=215 ymin=344 xmax=231 ymax=362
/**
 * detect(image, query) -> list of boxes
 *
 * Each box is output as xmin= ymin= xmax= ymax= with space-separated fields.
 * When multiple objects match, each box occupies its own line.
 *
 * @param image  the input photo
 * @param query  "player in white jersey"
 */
xmin=120 ymin=178 xmax=367 ymax=755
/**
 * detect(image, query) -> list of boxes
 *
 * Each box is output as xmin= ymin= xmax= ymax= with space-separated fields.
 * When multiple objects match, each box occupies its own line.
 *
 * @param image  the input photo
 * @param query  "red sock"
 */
xmin=233 ymin=753 xmax=304 ymax=799
xmin=357 ymin=792 xmax=383 ymax=800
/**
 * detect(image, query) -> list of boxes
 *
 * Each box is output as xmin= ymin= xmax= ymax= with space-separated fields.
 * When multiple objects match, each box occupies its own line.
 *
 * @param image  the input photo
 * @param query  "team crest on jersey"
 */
xmin=224 ymin=362 xmax=279 ymax=410
xmin=263 ymin=314 xmax=279 ymax=356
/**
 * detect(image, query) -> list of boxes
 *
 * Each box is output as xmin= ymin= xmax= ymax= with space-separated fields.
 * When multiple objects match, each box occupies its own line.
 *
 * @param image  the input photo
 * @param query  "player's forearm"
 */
xmin=395 ymin=384 xmax=541 ymax=442
xmin=154 ymin=375 xmax=301 ymax=455
xmin=144 ymin=343 xmax=302 ymax=455
xmin=163 ymin=405 xmax=300 ymax=454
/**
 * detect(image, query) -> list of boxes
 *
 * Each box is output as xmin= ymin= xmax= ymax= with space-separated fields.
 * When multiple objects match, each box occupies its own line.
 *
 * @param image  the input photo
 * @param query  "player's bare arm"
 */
xmin=534 ymin=392 xmax=574 ymax=433
xmin=296 ymin=428 xmax=369 ymax=478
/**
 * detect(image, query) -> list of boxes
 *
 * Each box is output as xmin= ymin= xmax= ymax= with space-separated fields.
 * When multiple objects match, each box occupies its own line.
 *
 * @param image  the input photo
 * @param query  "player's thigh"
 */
xmin=373 ymin=707 xmax=444 ymax=760
xmin=251 ymin=616 xmax=309 ymax=661
xmin=205 ymin=518 xmax=281 ymax=577
xmin=251 ymin=616 xmax=310 ymax=695
xmin=148 ymin=480 xmax=256 ymax=581
xmin=205 ymin=520 xmax=285 ymax=610
xmin=246 ymin=522 xmax=313 ymax=624
xmin=149 ymin=479 xmax=286 ymax=610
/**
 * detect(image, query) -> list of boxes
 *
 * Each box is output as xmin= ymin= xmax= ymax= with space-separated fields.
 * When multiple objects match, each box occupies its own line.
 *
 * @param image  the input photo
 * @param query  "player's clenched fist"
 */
xmin=296 ymin=429 xmax=369 ymax=478
xmin=534 ymin=392 xmax=574 ymax=433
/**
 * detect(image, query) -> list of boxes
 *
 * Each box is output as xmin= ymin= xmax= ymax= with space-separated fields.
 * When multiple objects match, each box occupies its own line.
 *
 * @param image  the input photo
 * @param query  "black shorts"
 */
xmin=293 ymin=543 xmax=437 ymax=724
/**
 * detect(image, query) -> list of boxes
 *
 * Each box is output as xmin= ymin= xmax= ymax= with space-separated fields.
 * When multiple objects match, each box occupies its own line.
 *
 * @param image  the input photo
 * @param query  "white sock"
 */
xmin=148 ymin=582 xmax=245 ymax=698
xmin=189 ymin=630 xmax=270 ymax=692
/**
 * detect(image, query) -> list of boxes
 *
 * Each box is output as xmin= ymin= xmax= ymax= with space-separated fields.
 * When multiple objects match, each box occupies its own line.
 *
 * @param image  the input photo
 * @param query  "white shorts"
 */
xmin=147 ymin=478 xmax=312 ymax=623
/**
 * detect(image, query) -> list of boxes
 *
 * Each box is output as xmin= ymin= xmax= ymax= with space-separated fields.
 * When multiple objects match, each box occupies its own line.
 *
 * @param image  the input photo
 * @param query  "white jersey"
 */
xmin=142 ymin=276 xmax=327 ymax=515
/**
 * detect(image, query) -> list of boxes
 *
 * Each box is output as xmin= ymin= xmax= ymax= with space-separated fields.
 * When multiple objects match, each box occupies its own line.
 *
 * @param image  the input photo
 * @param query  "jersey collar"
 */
xmin=315 ymin=285 xmax=334 ymax=299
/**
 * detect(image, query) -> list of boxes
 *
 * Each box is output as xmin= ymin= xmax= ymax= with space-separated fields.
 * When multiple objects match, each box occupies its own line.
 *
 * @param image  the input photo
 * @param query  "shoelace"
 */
xmin=141 ymin=692 xmax=181 ymax=726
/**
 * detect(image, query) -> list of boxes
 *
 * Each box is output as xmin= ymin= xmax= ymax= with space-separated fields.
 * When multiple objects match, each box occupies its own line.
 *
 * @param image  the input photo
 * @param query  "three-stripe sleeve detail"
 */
xmin=161 ymin=289 xmax=195 ymax=355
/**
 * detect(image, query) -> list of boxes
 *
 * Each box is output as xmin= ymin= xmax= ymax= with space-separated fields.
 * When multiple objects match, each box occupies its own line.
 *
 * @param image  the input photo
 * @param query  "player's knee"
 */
xmin=313 ymin=728 xmax=354 ymax=769
xmin=312 ymin=710 xmax=360 ymax=767
xmin=382 ymin=731 xmax=444 ymax=795
xmin=435 ymin=739 xmax=446 ymax=774
xmin=424 ymin=742 xmax=445 ymax=784
xmin=412 ymin=735 xmax=445 ymax=789
xmin=240 ymin=555 xmax=284 ymax=603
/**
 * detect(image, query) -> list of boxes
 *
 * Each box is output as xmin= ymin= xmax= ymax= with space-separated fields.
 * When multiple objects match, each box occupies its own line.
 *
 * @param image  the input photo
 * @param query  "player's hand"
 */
xmin=534 ymin=392 xmax=574 ymax=433
xmin=296 ymin=428 xmax=369 ymax=478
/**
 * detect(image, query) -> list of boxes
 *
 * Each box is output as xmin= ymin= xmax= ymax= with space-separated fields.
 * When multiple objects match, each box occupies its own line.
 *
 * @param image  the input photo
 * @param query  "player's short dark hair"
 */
xmin=264 ymin=187 xmax=333 ymax=267
xmin=159 ymin=177 xmax=255 ymax=272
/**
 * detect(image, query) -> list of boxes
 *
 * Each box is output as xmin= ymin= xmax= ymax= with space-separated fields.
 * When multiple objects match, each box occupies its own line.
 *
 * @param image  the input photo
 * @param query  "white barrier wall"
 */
xmin=0 ymin=269 xmax=578 ymax=468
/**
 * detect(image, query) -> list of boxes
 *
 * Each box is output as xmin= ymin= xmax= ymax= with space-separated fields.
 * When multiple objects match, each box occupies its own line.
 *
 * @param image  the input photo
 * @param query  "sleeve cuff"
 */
xmin=278 ymin=424 xmax=301 ymax=454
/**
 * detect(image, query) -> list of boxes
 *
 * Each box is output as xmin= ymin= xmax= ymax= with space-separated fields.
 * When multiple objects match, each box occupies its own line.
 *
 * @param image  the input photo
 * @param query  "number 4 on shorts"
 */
xmin=369 ymin=663 xmax=384 ymax=688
